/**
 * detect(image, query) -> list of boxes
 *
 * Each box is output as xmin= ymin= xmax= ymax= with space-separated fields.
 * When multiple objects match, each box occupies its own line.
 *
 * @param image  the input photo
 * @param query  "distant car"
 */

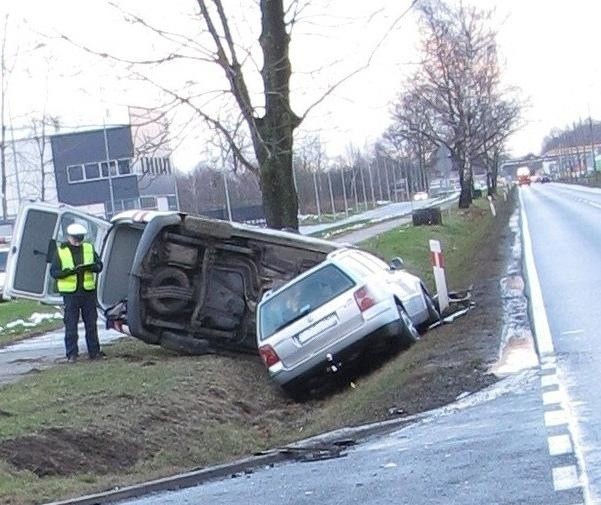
xmin=256 ymin=248 xmax=440 ymax=398
xmin=413 ymin=191 xmax=429 ymax=201
xmin=539 ymin=175 xmax=551 ymax=183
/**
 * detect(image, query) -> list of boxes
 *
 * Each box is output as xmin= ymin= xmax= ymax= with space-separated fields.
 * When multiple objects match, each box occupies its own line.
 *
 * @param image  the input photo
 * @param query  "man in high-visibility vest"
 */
xmin=50 ymin=223 xmax=104 ymax=363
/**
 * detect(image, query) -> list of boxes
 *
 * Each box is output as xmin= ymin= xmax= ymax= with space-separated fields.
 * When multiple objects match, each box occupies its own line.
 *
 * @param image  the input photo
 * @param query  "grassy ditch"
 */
xmin=0 ymin=300 xmax=63 ymax=348
xmin=0 ymin=193 xmax=513 ymax=505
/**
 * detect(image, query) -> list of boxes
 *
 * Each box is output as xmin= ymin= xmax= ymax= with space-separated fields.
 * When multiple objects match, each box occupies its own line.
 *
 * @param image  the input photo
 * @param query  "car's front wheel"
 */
xmin=417 ymin=286 xmax=441 ymax=333
xmin=395 ymin=302 xmax=419 ymax=350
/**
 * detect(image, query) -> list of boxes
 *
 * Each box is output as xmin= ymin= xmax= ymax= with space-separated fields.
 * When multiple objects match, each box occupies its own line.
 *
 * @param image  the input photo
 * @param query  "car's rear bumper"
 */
xmin=268 ymin=317 xmax=404 ymax=388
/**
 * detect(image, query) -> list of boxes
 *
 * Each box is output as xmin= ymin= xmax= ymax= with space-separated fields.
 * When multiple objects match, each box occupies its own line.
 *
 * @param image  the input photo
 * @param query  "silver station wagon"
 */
xmin=256 ymin=248 xmax=440 ymax=398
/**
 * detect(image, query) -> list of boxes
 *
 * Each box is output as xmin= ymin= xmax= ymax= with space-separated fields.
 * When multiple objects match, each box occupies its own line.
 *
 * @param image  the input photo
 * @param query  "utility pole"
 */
xmin=340 ymin=167 xmax=349 ymax=218
xmin=327 ymin=170 xmax=336 ymax=219
xmin=589 ymin=116 xmax=597 ymax=181
xmin=223 ymin=170 xmax=232 ymax=221
xmin=102 ymin=121 xmax=116 ymax=219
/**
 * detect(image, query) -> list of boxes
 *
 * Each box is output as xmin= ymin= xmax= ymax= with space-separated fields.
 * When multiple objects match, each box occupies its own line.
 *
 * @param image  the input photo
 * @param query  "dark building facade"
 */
xmin=50 ymin=125 xmax=178 ymax=218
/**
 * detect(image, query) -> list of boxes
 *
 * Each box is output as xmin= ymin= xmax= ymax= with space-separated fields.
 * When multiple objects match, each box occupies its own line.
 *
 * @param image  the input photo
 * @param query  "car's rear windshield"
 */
xmin=259 ymin=264 xmax=355 ymax=340
xmin=0 ymin=251 xmax=7 ymax=272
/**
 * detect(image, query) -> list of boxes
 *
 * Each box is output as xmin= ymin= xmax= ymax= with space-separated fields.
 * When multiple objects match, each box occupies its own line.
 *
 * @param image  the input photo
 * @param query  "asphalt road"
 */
xmin=119 ymin=373 xmax=576 ymax=505
xmin=111 ymin=188 xmax=590 ymax=505
xmin=521 ymin=182 xmax=601 ymax=504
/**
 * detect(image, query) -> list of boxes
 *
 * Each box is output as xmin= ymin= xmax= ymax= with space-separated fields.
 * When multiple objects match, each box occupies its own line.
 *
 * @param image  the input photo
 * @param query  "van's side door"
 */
xmin=4 ymin=203 xmax=109 ymax=305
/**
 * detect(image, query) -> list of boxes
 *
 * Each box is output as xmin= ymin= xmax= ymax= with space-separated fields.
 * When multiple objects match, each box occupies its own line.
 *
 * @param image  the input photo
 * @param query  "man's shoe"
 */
xmin=89 ymin=351 xmax=106 ymax=361
xmin=67 ymin=355 xmax=78 ymax=364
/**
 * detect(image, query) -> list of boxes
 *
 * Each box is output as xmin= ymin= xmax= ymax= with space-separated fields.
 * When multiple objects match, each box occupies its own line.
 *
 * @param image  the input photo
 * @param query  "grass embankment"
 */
xmin=363 ymin=200 xmax=493 ymax=291
xmin=0 ymin=195 xmax=511 ymax=505
xmin=0 ymin=300 xmax=62 ymax=347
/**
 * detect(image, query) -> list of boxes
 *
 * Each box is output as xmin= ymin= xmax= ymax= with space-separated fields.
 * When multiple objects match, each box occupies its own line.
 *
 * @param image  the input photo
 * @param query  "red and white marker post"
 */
xmin=429 ymin=239 xmax=449 ymax=314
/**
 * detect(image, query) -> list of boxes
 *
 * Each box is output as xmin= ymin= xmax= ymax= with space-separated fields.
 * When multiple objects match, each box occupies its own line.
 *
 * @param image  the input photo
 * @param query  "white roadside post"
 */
xmin=429 ymin=239 xmax=449 ymax=314
xmin=487 ymin=195 xmax=497 ymax=217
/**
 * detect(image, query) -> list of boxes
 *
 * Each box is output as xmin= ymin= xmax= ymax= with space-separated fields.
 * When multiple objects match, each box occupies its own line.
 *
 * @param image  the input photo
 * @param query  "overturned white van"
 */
xmin=4 ymin=203 xmax=338 ymax=354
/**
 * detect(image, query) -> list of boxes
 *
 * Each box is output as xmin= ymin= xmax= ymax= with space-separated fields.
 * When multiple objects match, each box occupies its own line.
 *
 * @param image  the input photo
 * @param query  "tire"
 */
xmin=160 ymin=332 xmax=210 ymax=355
xmin=147 ymin=266 xmax=191 ymax=315
xmin=281 ymin=382 xmax=310 ymax=402
xmin=417 ymin=286 xmax=441 ymax=333
xmin=395 ymin=302 xmax=419 ymax=350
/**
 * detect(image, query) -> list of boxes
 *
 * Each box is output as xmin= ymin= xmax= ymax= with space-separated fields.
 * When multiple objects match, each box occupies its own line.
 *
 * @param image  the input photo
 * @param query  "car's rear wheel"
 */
xmin=395 ymin=302 xmax=419 ymax=350
xmin=281 ymin=382 xmax=310 ymax=402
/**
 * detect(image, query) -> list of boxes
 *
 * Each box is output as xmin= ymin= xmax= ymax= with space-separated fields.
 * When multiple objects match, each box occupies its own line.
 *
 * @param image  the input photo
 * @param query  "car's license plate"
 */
xmin=297 ymin=314 xmax=338 ymax=344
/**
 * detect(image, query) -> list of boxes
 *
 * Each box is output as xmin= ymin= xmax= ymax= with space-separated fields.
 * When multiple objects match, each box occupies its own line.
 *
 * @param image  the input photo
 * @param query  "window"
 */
xmin=113 ymin=199 xmax=137 ymax=212
xmin=140 ymin=196 xmax=157 ymax=209
xmin=258 ymin=264 xmax=355 ymax=340
xmin=84 ymin=163 xmax=100 ymax=180
xmin=140 ymin=156 xmax=172 ymax=176
xmin=167 ymin=195 xmax=178 ymax=210
xmin=118 ymin=159 xmax=131 ymax=175
xmin=0 ymin=250 xmax=7 ymax=272
xmin=67 ymin=165 xmax=84 ymax=183
xmin=101 ymin=161 xmax=117 ymax=177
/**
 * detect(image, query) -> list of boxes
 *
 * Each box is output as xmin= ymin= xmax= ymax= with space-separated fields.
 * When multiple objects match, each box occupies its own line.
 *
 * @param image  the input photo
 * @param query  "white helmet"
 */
xmin=66 ymin=223 xmax=88 ymax=236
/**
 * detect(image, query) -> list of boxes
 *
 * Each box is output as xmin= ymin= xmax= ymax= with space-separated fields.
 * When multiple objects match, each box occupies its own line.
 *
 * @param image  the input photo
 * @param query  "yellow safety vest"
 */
xmin=57 ymin=243 xmax=96 ymax=293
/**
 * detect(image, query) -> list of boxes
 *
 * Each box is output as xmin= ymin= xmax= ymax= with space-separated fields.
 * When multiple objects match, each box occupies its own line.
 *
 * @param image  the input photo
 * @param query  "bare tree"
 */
xmin=0 ymin=14 xmax=13 ymax=219
xmin=390 ymin=0 xmax=520 ymax=207
xmin=59 ymin=1 xmax=419 ymax=229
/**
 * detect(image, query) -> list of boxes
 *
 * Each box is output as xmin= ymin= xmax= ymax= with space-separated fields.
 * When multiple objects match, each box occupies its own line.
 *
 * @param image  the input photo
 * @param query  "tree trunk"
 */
xmin=257 ymin=0 xmax=300 ymax=229
xmin=458 ymin=152 xmax=473 ymax=209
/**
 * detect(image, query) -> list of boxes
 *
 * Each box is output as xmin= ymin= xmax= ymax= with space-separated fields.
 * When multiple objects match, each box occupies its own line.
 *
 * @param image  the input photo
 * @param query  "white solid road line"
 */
xmin=520 ymin=200 xmax=555 ymax=356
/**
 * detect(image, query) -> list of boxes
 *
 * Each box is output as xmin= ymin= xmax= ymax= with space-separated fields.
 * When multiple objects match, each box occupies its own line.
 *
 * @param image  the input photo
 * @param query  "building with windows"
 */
xmin=50 ymin=122 xmax=179 ymax=218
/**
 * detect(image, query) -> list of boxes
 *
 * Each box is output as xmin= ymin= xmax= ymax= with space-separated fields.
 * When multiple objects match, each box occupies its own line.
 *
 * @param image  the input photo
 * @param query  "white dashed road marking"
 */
xmin=543 ymin=390 xmax=563 ymax=406
xmin=548 ymin=435 xmax=574 ymax=456
xmin=545 ymin=410 xmax=569 ymax=427
xmin=552 ymin=465 xmax=580 ymax=491
xmin=541 ymin=374 xmax=559 ymax=387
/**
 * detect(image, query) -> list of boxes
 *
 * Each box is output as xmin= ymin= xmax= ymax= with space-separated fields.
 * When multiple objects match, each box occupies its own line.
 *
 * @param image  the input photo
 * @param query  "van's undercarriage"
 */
xmin=119 ymin=215 xmax=333 ymax=354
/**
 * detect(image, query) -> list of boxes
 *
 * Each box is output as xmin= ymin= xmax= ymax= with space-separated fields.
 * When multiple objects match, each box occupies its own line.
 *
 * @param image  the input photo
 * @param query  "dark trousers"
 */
xmin=63 ymin=291 xmax=100 ymax=359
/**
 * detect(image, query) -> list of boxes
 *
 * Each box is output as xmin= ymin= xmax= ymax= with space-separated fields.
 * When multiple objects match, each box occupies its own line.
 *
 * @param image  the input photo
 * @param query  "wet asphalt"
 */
xmin=112 ymin=189 xmax=587 ymax=505
xmin=521 ymin=182 xmax=601 ymax=503
xmin=0 ymin=324 xmax=122 ymax=385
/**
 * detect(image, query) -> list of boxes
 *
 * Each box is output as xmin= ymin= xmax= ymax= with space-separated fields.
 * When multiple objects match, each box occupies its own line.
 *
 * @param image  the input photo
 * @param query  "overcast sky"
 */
xmin=3 ymin=0 xmax=601 ymax=171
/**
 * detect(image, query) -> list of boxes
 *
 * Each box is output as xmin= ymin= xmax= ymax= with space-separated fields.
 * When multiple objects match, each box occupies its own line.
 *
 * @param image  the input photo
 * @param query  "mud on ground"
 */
xmin=0 ymin=194 xmax=517 ymax=498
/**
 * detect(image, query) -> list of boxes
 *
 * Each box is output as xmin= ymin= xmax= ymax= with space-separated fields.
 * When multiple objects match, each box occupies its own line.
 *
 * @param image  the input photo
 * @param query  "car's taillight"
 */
xmin=354 ymin=286 xmax=376 ymax=312
xmin=259 ymin=344 xmax=281 ymax=368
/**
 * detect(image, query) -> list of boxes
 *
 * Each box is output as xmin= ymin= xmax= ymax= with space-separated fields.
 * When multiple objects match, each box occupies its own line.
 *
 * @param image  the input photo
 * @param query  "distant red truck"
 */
xmin=517 ymin=166 xmax=531 ymax=186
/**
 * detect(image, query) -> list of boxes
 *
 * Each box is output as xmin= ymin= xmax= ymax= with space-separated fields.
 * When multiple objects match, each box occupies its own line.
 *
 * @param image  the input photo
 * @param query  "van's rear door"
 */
xmin=4 ymin=203 xmax=109 ymax=305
